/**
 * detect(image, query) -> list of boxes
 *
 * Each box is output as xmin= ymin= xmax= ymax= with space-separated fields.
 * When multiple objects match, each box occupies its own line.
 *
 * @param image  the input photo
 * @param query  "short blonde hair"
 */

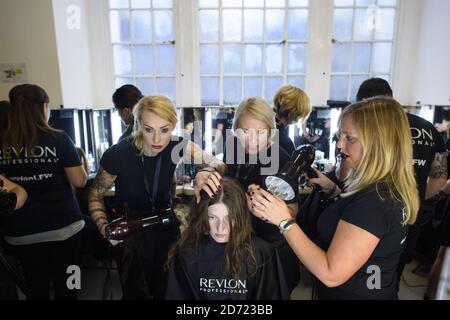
xmin=273 ymin=85 xmax=311 ymax=124
xmin=341 ymin=97 xmax=419 ymax=225
xmin=132 ymin=95 xmax=177 ymax=153
xmin=233 ymin=97 xmax=276 ymax=132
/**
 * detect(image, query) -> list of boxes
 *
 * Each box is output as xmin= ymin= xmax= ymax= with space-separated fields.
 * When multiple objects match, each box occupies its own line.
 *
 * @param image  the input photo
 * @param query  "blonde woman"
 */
xmin=273 ymin=85 xmax=311 ymax=155
xmin=195 ymin=97 xmax=300 ymax=294
xmin=88 ymin=95 xmax=224 ymax=299
xmin=251 ymin=97 xmax=420 ymax=299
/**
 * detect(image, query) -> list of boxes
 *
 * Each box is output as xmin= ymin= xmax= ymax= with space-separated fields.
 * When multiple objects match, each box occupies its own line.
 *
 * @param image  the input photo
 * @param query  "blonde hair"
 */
xmin=132 ymin=95 xmax=177 ymax=154
xmin=341 ymin=97 xmax=419 ymax=225
xmin=233 ymin=97 xmax=276 ymax=132
xmin=273 ymin=85 xmax=311 ymax=124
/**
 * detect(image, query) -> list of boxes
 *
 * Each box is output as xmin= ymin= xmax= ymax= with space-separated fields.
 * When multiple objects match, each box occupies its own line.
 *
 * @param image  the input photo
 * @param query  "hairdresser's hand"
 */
xmin=194 ymin=171 xmax=223 ymax=204
xmin=250 ymin=188 xmax=291 ymax=226
xmin=308 ymin=168 xmax=339 ymax=194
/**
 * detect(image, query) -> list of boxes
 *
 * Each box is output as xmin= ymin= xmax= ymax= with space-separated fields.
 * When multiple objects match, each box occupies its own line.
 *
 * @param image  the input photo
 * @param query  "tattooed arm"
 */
xmin=88 ymin=166 xmax=117 ymax=234
xmin=184 ymin=140 xmax=227 ymax=175
xmin=425 ymin=152 xmax=448 ymax=200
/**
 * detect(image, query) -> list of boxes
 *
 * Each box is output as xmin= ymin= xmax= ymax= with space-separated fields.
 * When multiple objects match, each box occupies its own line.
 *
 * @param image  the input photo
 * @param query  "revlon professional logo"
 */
xmin=199 ymin=278 xmax=248 ymax=295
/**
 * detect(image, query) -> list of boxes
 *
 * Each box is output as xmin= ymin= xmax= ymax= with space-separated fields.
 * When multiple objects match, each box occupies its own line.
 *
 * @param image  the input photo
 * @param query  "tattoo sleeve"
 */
xmin=184 ymin=141 xmax=227 ymax=175
xmin=429 ymin=152 xmax=448 ymax=179
xmin=88 ymin=166 xmax=117 ymax=226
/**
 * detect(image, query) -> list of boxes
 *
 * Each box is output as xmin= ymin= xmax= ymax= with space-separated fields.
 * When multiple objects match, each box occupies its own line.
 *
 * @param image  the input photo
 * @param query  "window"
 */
xmin=330 ymin=0 xmax=397 ymax=101
xmin=108 ymin=0 xmax=176 ymax=101
xmin=198 ymin=0 xmax=309 ymax=106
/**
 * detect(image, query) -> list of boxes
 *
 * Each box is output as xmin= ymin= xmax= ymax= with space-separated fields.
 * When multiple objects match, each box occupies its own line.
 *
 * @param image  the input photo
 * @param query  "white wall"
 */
xmin=412 ymin=0 xmax=450 ymax=105
xmin=391 ymin=0 xmax=422 ymax=105
xmin=52 ymin=0 xmax=94 ymax=108
xmin=0 ymin=0 xmax=62 ymax=107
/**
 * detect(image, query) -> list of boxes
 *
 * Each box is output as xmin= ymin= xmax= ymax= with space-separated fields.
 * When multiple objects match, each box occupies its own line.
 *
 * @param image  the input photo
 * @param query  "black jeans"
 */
xmin=13 ymin=232 xmax=81 ymax=300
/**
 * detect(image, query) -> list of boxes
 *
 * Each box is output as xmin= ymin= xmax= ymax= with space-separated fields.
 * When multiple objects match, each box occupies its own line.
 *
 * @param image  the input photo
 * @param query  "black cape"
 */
xmin=165 ymin=235 xmax=290 ymax=300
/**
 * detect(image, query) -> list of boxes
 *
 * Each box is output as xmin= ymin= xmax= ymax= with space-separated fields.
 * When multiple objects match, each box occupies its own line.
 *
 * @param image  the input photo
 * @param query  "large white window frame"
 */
xmin=329 ymin=0 xmax=399 ymax=102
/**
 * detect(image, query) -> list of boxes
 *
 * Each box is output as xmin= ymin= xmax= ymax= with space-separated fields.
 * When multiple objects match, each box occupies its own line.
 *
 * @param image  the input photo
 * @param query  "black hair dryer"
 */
xmin=264 ymin=145 xmax=316 ymax=201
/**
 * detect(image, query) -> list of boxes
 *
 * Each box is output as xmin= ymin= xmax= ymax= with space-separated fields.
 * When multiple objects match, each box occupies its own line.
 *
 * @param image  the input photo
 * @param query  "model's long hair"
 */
xmin=341 ymin=97 xmax=419 ymax=225
xmin=2 ymin=84 xmax=58 ymax=158
xmin=167 ymin=177 xmax=257 ymax=279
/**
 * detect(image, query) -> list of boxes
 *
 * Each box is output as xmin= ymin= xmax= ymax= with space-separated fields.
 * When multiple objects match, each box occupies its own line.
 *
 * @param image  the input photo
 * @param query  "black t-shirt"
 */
xmin=100 ymin=136 xmax=187 ymax=216
xmin=446 ymin=139 xmax=450 ymax=180
xmin=224 ymin=136 xmax=297 ymax=242
xmin=316 ymin=182 xmax=408 ymax=299
xmin=407 ymin=113 xmax=446 ymax=200
xmin=165 ymin=235 xmax=288 ymax=300
xmin=276 ymin=123 xmax=295 ymax=156
xmin=0 ymin=131 xmax=82 ymax=236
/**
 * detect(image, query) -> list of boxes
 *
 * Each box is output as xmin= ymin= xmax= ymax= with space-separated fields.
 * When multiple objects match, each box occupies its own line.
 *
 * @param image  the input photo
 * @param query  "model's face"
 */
xmin=337 ymin=116 xmax=363 ymax=170
xmin=208 ymin=203 xmax=230 ymax=243
xmin=236 ymin=115 xmax=270 ymax=155
xmin=118 ymin=107 xmax=133 ymax=126
xmin=141 ymin=111 xmax=174 ymax=156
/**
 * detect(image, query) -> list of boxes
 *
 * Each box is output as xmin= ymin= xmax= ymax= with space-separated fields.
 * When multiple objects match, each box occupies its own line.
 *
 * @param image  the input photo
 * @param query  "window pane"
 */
xmin=223 ymin=10 xmax=242 ymax=41
xmin=377 ymin=0 xmax=396 ymax=6
xmin=332 ymin=43 xmax=351 ymax=72
xmin=355 ymin=0 xmax=375 ymax=5
xmin=131 ymin=11 xmax=152 ymax=42
xmin=352 ymin=43 xmax=370 ymax=72
xmin=134 ymin=45 xmax=153 ymax=75
xmin=265 ymin=10 xmax=285 ymax=41
xmin=199 ymin=10 xmax=219 ymax=41
xmin=153 ymin=10 xmax=172 ymax=41
xmin=288 ymin=44 xmax=306 ymax=73
xmin=199 ymin=0 xmax=218 ymax=8
xmin=289 ymin=0 xmax=309 ymax=6
xmin=335 ymin=0 xmax=354 ymax=6
xmin=333 ymin=9 xmax=353 ymax=40
xmin=131 ymin=0 xmax=150 ymax=8
xmin=156 ymin=77 xmax=175 ymax=101
xmin=375 ymin=8 xmax=395 ymax=40
xmin=265 ymin=45 xmax=283 ymax=74
xmin=288 ymin=9 xmax=308 ymax=40
xmin=266 ymin=0 xmax=285 ymax=7
xmin=244 ymin=77 xmax=262 ymax=97
xmin=354 ymin=8 xmax=373 ymax=41
xmin=201 ymin=77 xmax=220 ymax=105
xmin=287 ymin=76 xmax=305 ymax=89
xmin=265 ymin=77 xmax=283 ymax=102
xmin=113 ymin=45 xmax=132 ymax=75
xmin=116 ymin=77 xmax=134 ymax=88
xmin=372 ymin=42 xmax=391 ymax=73
xmin=200 ymin=45 xmax=219 ymax=74
xmin=155 ymin=45 xmax=174 ymax=74
xmin=110 ymin=0 xmax=129 ymax=9
xmin=110 ymin=11 xmax=131 ymax=42
xmin=330 ymin=75 xmax=349 ymax=100
xmin=223 ymin=0 xmax=242 ymax=7
xmin=223 ymin=45 xmax=242 ymax=74
xmin=245 ymin=0 xmax=264 ymax=7
xmin=244 ymin=45 xmax=262 ymax=73
xmin=152 ymin=0 xmax=172 ymax=9
xmin=136 ymin=78 xmax=154 ymax=95
xmin=244 ymin=9 xmax=263 ymax=41
xmin=350 ymin=75 xmax=368 ymax=101
xmin=224 ymin=77 xmax=242 ymax=105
